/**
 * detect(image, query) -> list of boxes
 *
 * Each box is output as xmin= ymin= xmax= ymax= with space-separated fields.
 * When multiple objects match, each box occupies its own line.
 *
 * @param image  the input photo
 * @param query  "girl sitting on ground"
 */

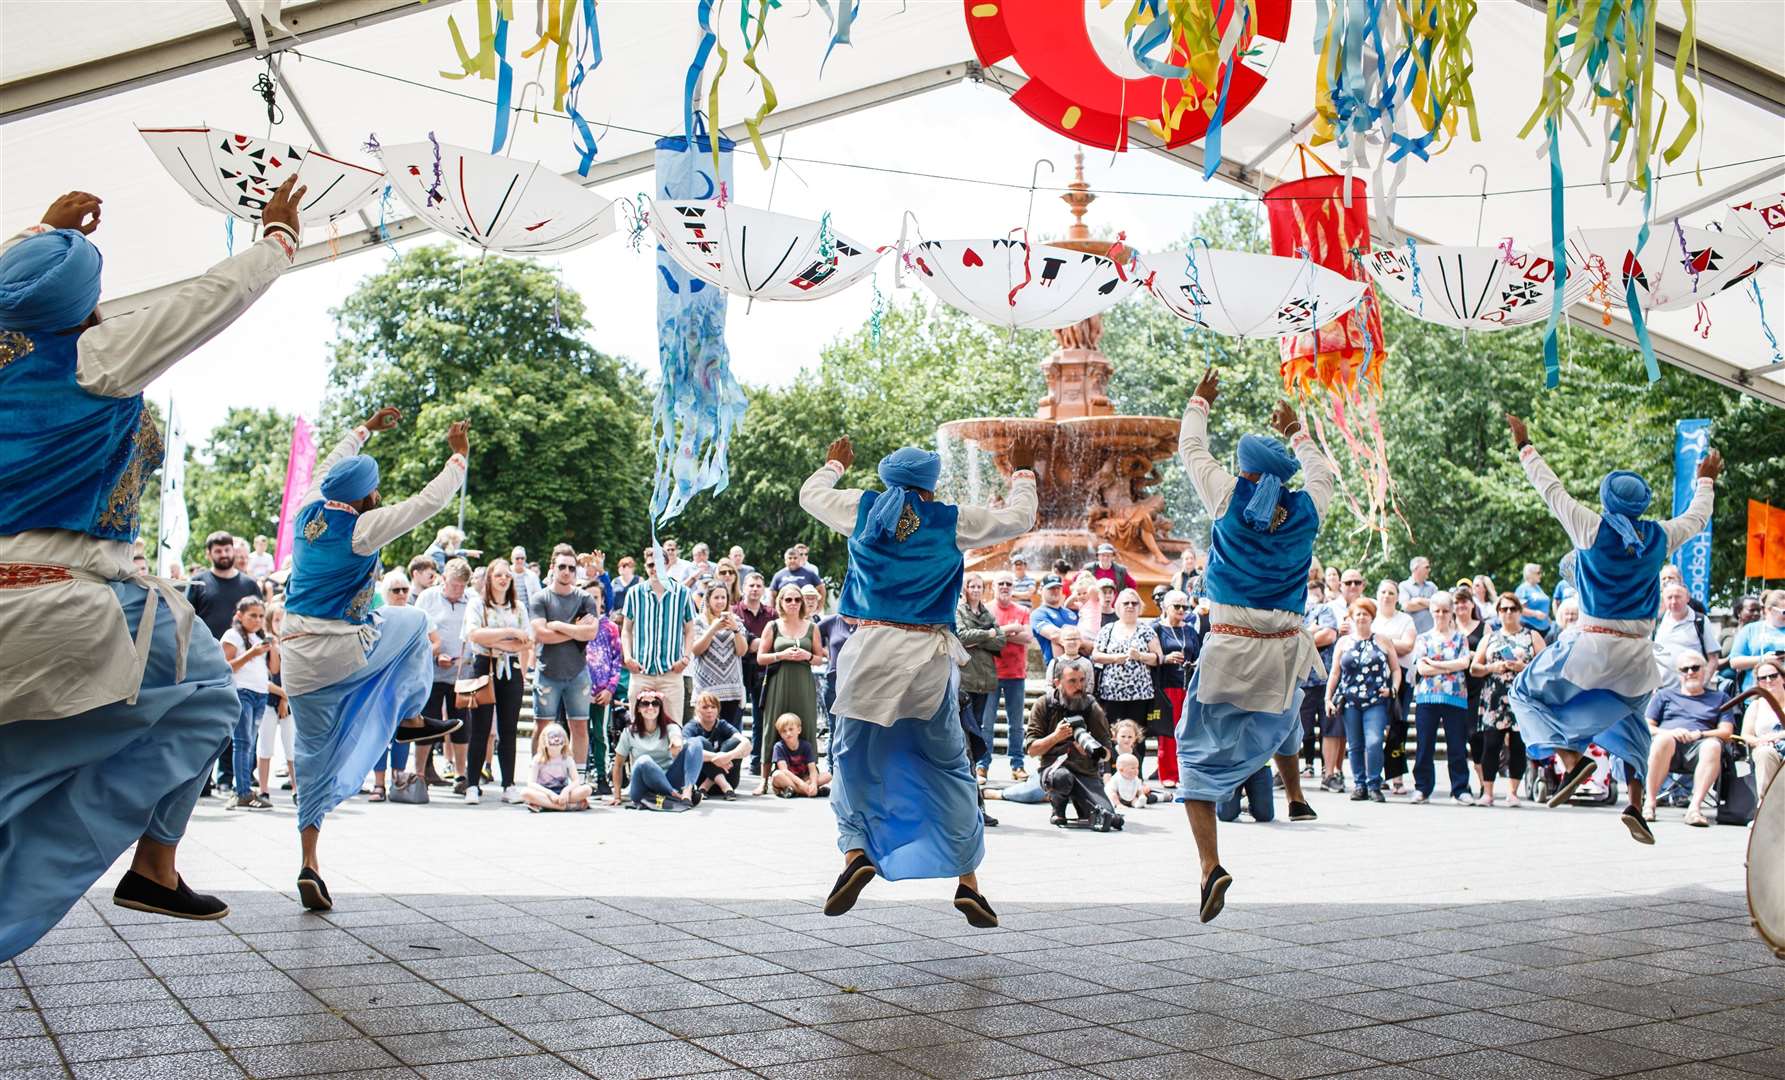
xmin=770 ymin=713 xmax=832 ymax=798
xmin=524 ymin=723 xmax=592 ymax=812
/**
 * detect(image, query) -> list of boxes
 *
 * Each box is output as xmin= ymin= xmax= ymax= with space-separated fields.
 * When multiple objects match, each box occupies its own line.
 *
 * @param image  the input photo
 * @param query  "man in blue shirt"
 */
xmin=1514 ymin=562 xmax=1553 ymax=638
xmin=1642 ymin=653 xmax=1733 ymax=828
xmin=1029 ymin=576 xmax=1075 ymax=665
xmin=1728 ymin=589 xmax=1785 ymax=691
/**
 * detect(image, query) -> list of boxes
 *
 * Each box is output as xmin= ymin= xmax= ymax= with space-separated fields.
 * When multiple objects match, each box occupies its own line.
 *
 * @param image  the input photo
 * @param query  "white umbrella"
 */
xmin=378 ymin=140 xmax=617 ymax=255
xmin=1564 ymin=225 xmax=1766 ymax=312
xmin=1364 ymin=243 xmax=1594 ymax=330
xmin=139 ymin=126 xmax=382 ymax=226
xmin=649 ymin=199 xmax=887 ymax=300
xmin=908 ymin=239 xmax=1138 ymax=331
xmin=1724 ymin=192 xmax=1785 ymax=266
xmin=1142 ymin=247 xmax=1366 ymax=337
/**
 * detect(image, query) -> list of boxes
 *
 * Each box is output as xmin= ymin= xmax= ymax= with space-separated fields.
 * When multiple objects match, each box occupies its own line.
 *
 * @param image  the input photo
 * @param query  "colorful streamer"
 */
xmin=814 ymin=0 xmax=861 ymax=72
xmin=1750 ymin=278 xmax=1783 ymax=366
xmin=737 ymin=0 xmax=780 ymax=169
xmin=1121 ymin=0 xmax=1257 ymax=179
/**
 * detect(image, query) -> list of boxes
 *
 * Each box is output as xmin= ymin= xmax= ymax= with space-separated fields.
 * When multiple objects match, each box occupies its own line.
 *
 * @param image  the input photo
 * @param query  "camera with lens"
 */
xmin=1064 ymin=715 xmax=1107 ymax=762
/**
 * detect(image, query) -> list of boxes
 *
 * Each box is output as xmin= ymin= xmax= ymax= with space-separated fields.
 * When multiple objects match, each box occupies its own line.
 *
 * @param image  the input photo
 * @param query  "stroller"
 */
xmin=1524 ymin=743 xmax=1621 ymax=805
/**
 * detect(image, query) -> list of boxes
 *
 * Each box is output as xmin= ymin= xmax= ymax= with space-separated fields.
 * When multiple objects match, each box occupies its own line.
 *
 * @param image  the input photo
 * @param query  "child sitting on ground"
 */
xmin=769 ymin=713 xmax=832 ymax=798
xmin=1105 ymin=752 xmax=1159 ymax=809
xmin=1106 ymin=719 xmax=1145 ymax=778
xmin=523 ymin=723 xmax=593 ymax=812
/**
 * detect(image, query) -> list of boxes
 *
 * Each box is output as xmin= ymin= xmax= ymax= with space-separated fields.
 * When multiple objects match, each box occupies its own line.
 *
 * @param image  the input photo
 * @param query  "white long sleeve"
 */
xmin=352 ymin=456 xmax=467 ymax=555
xmin=1519 ymin=446 xmax=1603 ymax=550
xmin=955 ymin=474 xmax=1038 ymax=550
xmin=302 ymin=427 xmax=369 ymax=508
xmin=799 ymin=462 xmax=864 ymax=536
xmin=0 ymin=225 xmax=294 ymax=398
xmin=1661 ymin=478 xmax=1716 ymax=553
xmin=1180 ymin=397 xmax=1331 ymax=520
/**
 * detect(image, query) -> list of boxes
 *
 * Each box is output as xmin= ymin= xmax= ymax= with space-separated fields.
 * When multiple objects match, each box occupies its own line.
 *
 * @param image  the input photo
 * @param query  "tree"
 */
xmin=185 ymin=406 xmax=294 ymax=556
xmin=322 ymin=245 xmax=654 ymax=567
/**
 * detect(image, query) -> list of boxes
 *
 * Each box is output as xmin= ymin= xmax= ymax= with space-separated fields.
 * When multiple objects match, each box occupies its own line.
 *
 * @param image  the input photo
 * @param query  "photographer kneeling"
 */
xmin=1025 ymin=659 xmax=1123 ymax=831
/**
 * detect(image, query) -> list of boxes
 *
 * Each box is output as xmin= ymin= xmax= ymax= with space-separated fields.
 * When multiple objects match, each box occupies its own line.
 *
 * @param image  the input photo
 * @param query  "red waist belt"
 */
xmin=1210 ymin=623 xmax=1300 ymax=640
xmin=0 ymin=563 xmax=74 ymax=589
xmin=1581 ymin=625 xmax=1645 ymax=640
xmin=848 ymin=618 xmax=947 ymax=634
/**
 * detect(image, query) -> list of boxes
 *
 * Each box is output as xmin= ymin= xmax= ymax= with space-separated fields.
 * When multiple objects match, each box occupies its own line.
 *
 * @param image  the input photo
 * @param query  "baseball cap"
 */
xmin=1041 ymin=575 xmax=1064 ymax=589
xmin=1096 ymin=543 xmax=1116 ymax=554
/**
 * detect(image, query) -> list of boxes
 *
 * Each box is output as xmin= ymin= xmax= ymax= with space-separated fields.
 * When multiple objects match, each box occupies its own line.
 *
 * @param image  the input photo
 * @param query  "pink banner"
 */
xmin=274 ymin=415 xmax=316 ymax=572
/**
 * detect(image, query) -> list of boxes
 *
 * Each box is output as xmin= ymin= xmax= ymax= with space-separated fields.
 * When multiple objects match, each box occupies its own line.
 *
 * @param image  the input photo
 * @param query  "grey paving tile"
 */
xmin=760 ymin=993 xmax=907 ymax=1025
xmin=1408 ymin=980 xmax=1541 ymax=1010
xmin=204 ymin=1013 xmax=362 ymax=1048
xmin=432 ymin=972 xmax=574 ymax=1000
xmin=1485 ymin=999 xmax=1651 ymax=1035
xmin=1211 ymin=1001 xmax=1376 ymax=1037
xmin=596 ymin=980 xmax=742 ymax=1012
xmin=341 ymin=1002 xmax=490 ymax=1038
xmin=1324 ymin=990 xmax=1463 ymax=1024
xmin=1201 ymin=1036 xmax=1380 ymax=1080
xmin=375 ymin=1025 xmax=537 ymax=1065
xmin=695 ymin=1026 xmax=859 ymax=1067
xmin=1401 ymin=1010 xmax=1568 ymax=1048
xmin=1409 ymin=1048 xmax=1596 ymax=1080
xmin=1086 ymin=1052 xmax=1277 ymax=1080
xmin=811 ymin=963 xmax=948 ymax=993
xmin=0 ymin=1007 xmax=46 ymax=1038
xmin=1623 ymin=1066 xmax=1779 ymax=1080
xmin=70 ymin=1050 xmax=247 ymax=1080
xmin=38 ymin=1000 xmax=195 ymax=1035
xmin=1116 ymin=1012 xmax=1281 ymax=1051
xmin=553 ymin=963 xmax=688 ymax=992
xmin=1044 ymin=992 xmax=1184 ymax=1026
xmin=183 ymin=989 xmax=333 ymax=1023
xmin=1511 ymin=1033 xmax=1690 ymax=1075
xmin=562 ymin=1040 xmax=738 ymax=1080
xmin=866 ymin=982 xmax=1019 ymax=1013
xmin=965 ymin=972 xmax=1120 ymax=1003
xmin=1674 ymin=1006 xmax=1785 ymax=1037
xmin=1007 ymin=1025 xmax=1176 ymax=1067
xmin=0 ymin=1067 xmax=66 ymax=1080
xmin=886 ymin=1038 xmax=1067 ymax=1080
xmin=1604 ymin=1021 xmax=1771 ymax=1060
xmin=472 ymin=992 xmax=618 ymax=1025
xmin=0 ymin=1035 xmax=61 ymax=1069
xmin=1310 ymin=1023 xmax=1474 ymax=1064
xmin=417 ymin=1056 xmax=599 ymax=1080
xmin=818 ymin=1014 xmax=977 ymax=1053
xmin=18 ymin=958 xmax=151 ymax=986
xmin=16 ymin=941 xmax=139 ymax=965
xmin=311 ymin=981 xmax=456 ymax=1011
xmin=507 ymin=1015 xmax=680 ymax=1052
xmin=231 ymin=1037 xmax=404 ymax=1077
xmin=755 ymin=1053 xmax=933 ymax=1080
xmin=1318 ymin=1069 xmax=1440 ymax=1080
xmin=161 ymin=972 xmax=303 ymax=1000
xmin=58 ymin=1024 xmax=218 ymax=1063
xmin=639 ymin=1003 xmax=794 ymax=1039
xmin=1717 ymin=1050 xmax=1785 ymax=1079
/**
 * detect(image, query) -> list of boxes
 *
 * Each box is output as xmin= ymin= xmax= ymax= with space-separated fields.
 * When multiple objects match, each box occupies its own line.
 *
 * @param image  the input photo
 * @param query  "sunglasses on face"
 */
xmin=390 ymin=587 xmax=409 ymax=595
xmin=1342 ymin=579 xmax=1364 ymax=587
xmin=1170 ymin=604 xmax=1188 ymax=610
xmin=1497 ymin=605 xmax=1518 ymax=613
xmin=1120 ymin=601 xmax=1140 ymax=607
xmin=638 ymin=700 xmax=661 ymax=709
xmin=1758 ymin=672 xmax=1783 ymax=682
xmin=1678 ymin=665 xmax=1703 ymax=674
xmin=556 ymin=564 xmax=576 ymax=572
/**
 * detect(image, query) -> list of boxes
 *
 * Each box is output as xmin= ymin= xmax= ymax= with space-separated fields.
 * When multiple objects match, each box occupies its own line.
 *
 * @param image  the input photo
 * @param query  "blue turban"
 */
xmin=1599 ymin=470 xmax=1652 ymax=551
xmin=862 ymin=447 xmax=943 ymax=542
xmin=1236 ymin=434 xmax=1301 ymax=532
xmin=320 ymin=456 xmax=379 ymax=503
xmin=0 ymin=229 xmax=103 ymax=332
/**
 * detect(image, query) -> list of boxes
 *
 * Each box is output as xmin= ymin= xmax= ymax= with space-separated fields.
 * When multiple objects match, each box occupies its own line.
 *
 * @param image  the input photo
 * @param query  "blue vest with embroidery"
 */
xmin=1573 ymin=518 xmax=1665 ymax=621
xmin=284 ymin=499 xmax=381 ymax=624
xmin=1203 ymin=478 xmax=1319 ymax=615
xmin=0 ymin=329 xmax=162 ymax=542
xmin=838 ymin=490 xmax=962 ymax=629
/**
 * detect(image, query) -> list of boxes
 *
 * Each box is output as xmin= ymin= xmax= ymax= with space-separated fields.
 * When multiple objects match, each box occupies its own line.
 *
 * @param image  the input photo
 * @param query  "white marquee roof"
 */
xmin=2 ymin=0 xmax=1781 ymax=404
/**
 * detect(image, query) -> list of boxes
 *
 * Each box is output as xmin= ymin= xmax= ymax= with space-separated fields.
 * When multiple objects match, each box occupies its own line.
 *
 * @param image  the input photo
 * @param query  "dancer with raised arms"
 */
xmin=1503 ymin=413 xmax=1718 ymax=843
xmin=1175 ymin=367 xmax=1330 ymax=924
xmin=799 ymin=436 xmax=1036 ymax=928
xmin=0 ymin=180 xmax=306 ymax=959
xmin=279 ymin=409 xmax=470 ymax=911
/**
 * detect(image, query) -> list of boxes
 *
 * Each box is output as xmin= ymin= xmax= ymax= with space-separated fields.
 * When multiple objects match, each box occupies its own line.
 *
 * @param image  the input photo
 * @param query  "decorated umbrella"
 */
xmin=1142 ymin=247 xmax=1365 ymax=337
xmin=648 ymin=199 xmax=887 ymax=301
xmin=1726 ymin=193 xmax=1785 ymax=266
xmin=139 ymin=127 xmax=383 ymax=225
xmin=377 ymin=139 xmax=618 ymax=255
xmin=1364 ymin=244 xmax=1594 ymax=330
xmin=1564 ymin=225 xmax=1766 ymax=313
xmin=908 ymin=238 xmax=1138 ymax=331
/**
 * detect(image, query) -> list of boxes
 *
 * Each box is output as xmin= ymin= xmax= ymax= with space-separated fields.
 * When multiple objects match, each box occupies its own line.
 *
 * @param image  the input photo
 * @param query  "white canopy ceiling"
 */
xmin=2 ymin=0 xmax=1780 ymax=404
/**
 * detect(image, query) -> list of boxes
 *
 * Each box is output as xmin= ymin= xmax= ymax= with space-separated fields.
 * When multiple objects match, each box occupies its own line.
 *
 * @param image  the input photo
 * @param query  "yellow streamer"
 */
xmin=520 ymin=0 xmax=575 ymax=110
xmin=739 ymin=0 xmax=778 ymax=169
xmin=441 ymin=0 xmax=514 ymax=81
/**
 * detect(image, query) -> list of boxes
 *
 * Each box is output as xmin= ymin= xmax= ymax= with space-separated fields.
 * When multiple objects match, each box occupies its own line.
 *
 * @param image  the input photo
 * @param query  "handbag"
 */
xmin=389 ymin=771 xmax=429 ymax=804
xmin=455 ymin=675 xmax=495 ymax=710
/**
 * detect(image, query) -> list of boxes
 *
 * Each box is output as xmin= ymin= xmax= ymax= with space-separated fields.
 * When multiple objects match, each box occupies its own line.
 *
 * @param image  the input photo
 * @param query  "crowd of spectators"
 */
xmin=157 ymin=523 xmax=1785 ymax=830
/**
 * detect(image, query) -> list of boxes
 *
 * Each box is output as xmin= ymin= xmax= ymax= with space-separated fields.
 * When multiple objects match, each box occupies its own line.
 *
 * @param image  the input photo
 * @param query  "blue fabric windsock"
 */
xmin=862 ymin=447 xmax=942 ymax=542
xmin=0 ymin=229 xmax=102 ymax=331
xmin=320 ymin=456 xmax=379 ymax=503
xmin=1236 ymin=434 xmax=1301 ymax=532
xmin=1598 ymin=470 xmax=1652 ymax=552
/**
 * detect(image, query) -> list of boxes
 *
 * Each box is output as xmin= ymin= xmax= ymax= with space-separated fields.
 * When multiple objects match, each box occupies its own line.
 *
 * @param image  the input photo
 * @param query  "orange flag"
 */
xmin=1748 ymin=500 xmax=1785 ymax=579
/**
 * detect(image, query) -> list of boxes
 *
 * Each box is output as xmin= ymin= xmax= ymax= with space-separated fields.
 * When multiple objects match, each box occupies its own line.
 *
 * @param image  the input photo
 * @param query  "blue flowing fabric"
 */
xmin=1598 ymin=470 xmax=1652 ymax=552
xmin=1174 ymin=668 xmax=1303 ymax=803
xmin=0 ymin=229 xmax=102 ymax=332
xmin=1508 ymin=642 xmax=1650 ymax=779
xmin=831 ymin=672 xmax=983 ymax=881
xmin=289 ymin=606 xmax=432 ymax=832
xmin=651 ymin=132 xmax=745 ymax=524
xmin=0 ymin=583 xmax=233 ymax=961
xmin=862 ymin=447 xmax=942 ymax=543
xmin=1235 ymin=434 xmax=1300 ymax=533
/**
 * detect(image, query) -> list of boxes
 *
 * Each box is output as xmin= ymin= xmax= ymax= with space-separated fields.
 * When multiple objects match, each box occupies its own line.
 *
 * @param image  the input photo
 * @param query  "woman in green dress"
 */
xmin=755 ymin=583 xmax=826 ymax=792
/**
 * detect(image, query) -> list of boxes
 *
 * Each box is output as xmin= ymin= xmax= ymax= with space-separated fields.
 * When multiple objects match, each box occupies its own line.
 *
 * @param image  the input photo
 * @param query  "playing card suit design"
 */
xmin=1363 ymin=244 xmax=1595 ymax=330
xmin=1564 ymin=226 xmax=1767 ymax=312
xmin=378 ymin=140 xmax=617 ymax=255
xmin=1142 ymin=248 xmax=1366 ymax=337
xmin=909 ymin=238 xmax=1139 ymax=330
xmin=1724 ymin=193 xmax=1785 ymax=266
xmin=139 ymin=126 xmax=383 ymax=226
xmin=648 ymin=199 xmax=887 ymax=301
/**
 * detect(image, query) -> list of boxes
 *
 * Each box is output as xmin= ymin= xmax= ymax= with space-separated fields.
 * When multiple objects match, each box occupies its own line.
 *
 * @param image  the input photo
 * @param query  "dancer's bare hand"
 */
xmin=447 ymin=420 xmax=470 ymax=458
xmin=1193 ymin=366 xmax=1220 ymax=406
xmin=42 ymin=191 xmax=101 ymax=234
xmin=826 ymin=436 xmax=854 ymax=470
xmin=365 ymin=406 xmax=401 ymax=432
xmin=261 ymin=175 xmax=306 ymax=238
xmin=1697 ymin=449 xmax=1723 ymax=482
xmin=1270 ymin=401 xmax=1301 ymax=437
xmin=1505 ymin=413 xmax=1529 ymax=451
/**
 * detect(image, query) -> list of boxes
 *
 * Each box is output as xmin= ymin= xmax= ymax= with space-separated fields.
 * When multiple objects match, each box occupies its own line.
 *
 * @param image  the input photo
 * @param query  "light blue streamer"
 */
xmin=1751 ymin=278 xmax=1783 ymax=365
xmin=683 ymin=0 xmax=718 ymax=144
xmin=566 ymin=0 xmax=602 ymax=176
xmin=490 ymin=13 xmax=514 ymax=155
xmin=1626 ymin=167 xmax=1661 ymax=383
xmin=814 ymin=0 xmax=861 ymax=73
xmin=1405 ymin=236 xmax=1424 ymax=316
xmin=1542 ymin=115 xmax=1566 ymax=389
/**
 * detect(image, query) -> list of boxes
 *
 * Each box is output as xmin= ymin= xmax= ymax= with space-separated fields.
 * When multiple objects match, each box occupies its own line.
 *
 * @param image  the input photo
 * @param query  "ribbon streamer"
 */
xmin=1749 ymin=278 xmax=1783 ymax=365
xmin=814 ymin=0 xmax=861 ymax=72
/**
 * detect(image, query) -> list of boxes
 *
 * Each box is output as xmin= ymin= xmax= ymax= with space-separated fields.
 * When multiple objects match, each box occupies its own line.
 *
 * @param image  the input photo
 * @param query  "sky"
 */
xmin=137 ymin=82 xmax=1244 ymax=449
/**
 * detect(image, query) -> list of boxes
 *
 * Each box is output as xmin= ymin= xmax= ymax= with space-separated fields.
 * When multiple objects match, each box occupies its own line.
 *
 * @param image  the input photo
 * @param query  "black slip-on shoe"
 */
xmin=1288 ymin=800 xmax=1318 ymax=822
xmin=395 ymin=715 xmax=461 ymax=744
xmin=1547 ymin=756 xmax=1597 ymax=807
xmin=1621 ymin=805 xmax=1657 ymax=845
xmin=687 ymin=787 xmax=703 ymax=808
xmin=1199 ymin=864 xmax=1233 ymax=924
xmin=112 ymin=871 xmax=229 ymax=921
xmin=1050 ymin=810 xmax=1069 ymax=828
xmin=296 ymin=867 xmax=333 ymax=912
xmin=953 ymin=883 xmax=999 ymax=929
xmin=982 ymin=813 xmax=999 ymax=827
xmin=824 ymin=854 xmax=877 ymax=917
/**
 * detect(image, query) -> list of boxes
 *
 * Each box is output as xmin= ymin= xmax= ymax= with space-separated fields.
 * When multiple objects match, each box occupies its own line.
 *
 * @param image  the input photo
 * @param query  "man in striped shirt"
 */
xmin=622 ymin=547 xmax=698 ymax=723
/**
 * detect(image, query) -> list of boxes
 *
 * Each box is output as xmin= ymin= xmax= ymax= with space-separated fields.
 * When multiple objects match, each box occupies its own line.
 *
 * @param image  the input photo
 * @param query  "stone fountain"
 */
xmin=939 ymin=153 xmax=1189 ymax=604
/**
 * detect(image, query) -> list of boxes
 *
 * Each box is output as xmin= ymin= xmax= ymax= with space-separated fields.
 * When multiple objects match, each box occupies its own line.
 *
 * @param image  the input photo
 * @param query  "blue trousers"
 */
xmin=0 ymin=583 xmax=234 ymax=962
xmin=976 ymin=678 xmax=1027 ymax=771
xmin=231 ymin=689 xmax=268 ymax=798
xmin=1414 ymin=702 xmax=1472 ymax=798
xmin=628 ymin=738 xmax=705 ymax=803
xmin=1342 ymin=701 xmax=1391 ymax=792
xmin=1216 ymin=767 xmax=1276 ymax=822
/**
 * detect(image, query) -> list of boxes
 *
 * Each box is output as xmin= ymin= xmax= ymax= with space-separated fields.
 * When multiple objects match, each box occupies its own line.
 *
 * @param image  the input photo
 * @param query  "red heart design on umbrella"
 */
xmin=962 ymin=248 xmax=984 ymax=267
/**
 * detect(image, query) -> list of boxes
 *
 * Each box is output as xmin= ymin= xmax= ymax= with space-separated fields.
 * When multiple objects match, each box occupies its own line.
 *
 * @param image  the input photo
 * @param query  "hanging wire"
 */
xmin=252 ymin=61 xmax=285 ymax=129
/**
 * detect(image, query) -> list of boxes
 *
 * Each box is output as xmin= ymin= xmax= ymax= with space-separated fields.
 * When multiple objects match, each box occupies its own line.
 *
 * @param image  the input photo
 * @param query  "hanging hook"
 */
xmin=1023 ymin=158 xmax=1055 ymax=239
xmin=501 ymin=80 xmax=550 ymax=155
xmin=894 ymin=209 xmax=922 ymax=289
xmin=1469 ymin=163 xmax=1490 ymax=247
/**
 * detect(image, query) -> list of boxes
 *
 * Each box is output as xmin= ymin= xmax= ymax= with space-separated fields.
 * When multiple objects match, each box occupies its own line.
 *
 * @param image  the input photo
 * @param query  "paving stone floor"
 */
xmin=5 ymin=776 xmax=1781 ymax=1079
